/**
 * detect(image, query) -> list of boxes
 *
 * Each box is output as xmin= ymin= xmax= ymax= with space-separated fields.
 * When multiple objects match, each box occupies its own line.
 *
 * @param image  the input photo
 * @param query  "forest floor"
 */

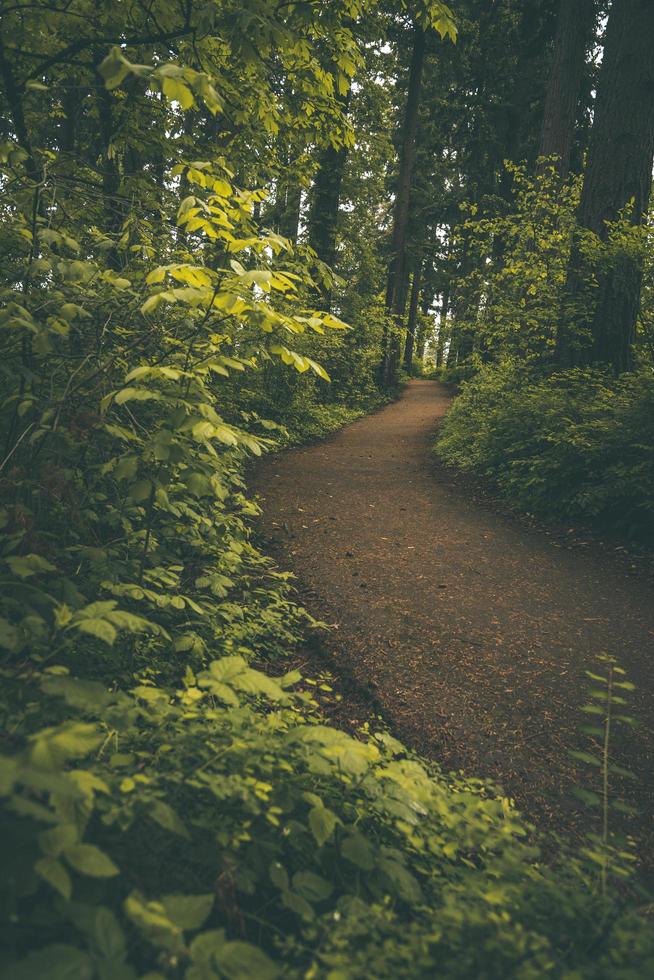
xmin=253 ymin=380 xmax=654 ymax=870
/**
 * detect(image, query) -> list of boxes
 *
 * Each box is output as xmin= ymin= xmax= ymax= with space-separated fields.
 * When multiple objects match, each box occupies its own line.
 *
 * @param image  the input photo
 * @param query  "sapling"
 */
xmin=571 ymin=653 xmax=638 ymax=896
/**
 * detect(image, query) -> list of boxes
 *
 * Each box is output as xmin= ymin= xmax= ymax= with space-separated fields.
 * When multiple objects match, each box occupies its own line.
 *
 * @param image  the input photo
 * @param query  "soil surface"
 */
xmin=253 ymin=380 xmax=654 ymax=864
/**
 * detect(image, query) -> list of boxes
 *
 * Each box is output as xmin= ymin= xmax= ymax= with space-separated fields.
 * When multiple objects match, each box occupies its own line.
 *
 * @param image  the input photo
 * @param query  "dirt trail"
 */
xmin=254 ymin=380 xmax=654 ymax=854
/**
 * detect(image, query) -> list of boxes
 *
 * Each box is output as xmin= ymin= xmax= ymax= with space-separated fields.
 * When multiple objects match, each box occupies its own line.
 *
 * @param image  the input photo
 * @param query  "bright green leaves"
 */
xmin=160 ymin=73 xmax=195 ymax=111
xmin=145 ymin=264 xmax=213 ymax=288
xmin=199 ymin=656 xmax=289 ymax=706
xmin=124 ymin=891 xmax=185 ymax=954
xmin=99 ymin=48 xmax=222 ymax=115
xmin=63 ymin=600 xmax=162 ymax=648
xmin=269 ymin=344 xmax=330 ymax=380
xmin=5 ymin=553 xmax=56 ymax=579
xmin=419 ymin=1 xmax=458 ymax=41
xmin=28 ymin=722 xmax=102 ymax=768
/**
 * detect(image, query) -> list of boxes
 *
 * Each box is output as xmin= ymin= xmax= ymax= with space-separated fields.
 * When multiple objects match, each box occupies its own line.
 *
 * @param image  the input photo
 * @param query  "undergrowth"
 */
xmin=436 ymin=362 xmax=654 ymax=543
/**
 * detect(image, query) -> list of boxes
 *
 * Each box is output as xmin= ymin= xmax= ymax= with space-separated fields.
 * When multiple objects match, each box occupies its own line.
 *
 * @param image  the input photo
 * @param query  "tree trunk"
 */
xmin=383 ymin=22 xmax=426 ymax=385
xmin=403 ymin=261 xmax=422 ymax=372
xmin=279 ymin=180 xmax=302 ymax=243
xmin=96 ymin=81 xmax=122 ymax=267
xmin=537 ymin=0 xmax=595 ymax=176
xmin=558 ymin=0 xmax=654 ymax=373
xmin=271 ymin=135 xmax=304 ymax=245
xmin=307 ymin=135 xmax=348 ymax=309
xmin=435 ymin=286 xmax=449 ymax=367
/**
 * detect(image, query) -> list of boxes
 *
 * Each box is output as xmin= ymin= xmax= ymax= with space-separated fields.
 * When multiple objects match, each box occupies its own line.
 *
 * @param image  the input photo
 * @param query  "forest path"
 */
xmin=253 ymin=380 xmax=654 ymax=854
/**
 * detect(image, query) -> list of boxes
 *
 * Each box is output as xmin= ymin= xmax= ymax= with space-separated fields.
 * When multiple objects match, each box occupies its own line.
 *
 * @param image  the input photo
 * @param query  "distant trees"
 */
xmin=383 ymin=21 xmax=426 ymax=384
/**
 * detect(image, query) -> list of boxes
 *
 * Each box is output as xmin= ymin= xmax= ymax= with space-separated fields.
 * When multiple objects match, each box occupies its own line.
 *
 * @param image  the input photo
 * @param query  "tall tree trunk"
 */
xmin=96 ymin=81 xmax=122 ymax=267
xmin=383 ymin=22 xmax=426 ymax=385
xmin=307 ymin=131 xmax=349 ymax=311
xmin=435 ymin=285 xmax=449 ymax=367
xmin=308 ymin=141 xmax=348 ymax=266
xmin=537 ymin=0 xmax=595 ymax=176
xmin=279 ymin=180 xmax=302 ymax=243
xmin=415 ymin=287 xmax=434 ymax=359
xmin=271 ymin=135 xmax=304 ymax=245
xmin=558 ymin=0 xmax=654 ymax=373
xmin=403 ymin=261 xmax=422 ymax=371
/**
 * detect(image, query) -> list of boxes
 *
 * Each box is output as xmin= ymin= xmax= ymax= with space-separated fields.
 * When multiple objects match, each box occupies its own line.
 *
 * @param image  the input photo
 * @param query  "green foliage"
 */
xmin=437 ymin=362 xmax=654 ymax=541
xmin=572 ymin=656 xmax=639 ymax=896
xmin=446 ymin=163 xmax=581 ymax=368
xmin=1 ymin=2 xmax=653 ymax=977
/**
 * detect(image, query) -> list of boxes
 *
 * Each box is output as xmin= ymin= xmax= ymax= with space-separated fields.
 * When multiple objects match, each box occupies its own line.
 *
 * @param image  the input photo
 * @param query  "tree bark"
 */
xmin=383 ymin=22 xmax=426 ymax=385
xmin=403 ymin=261 xmax=423 ymax=371
xmin=306 ymin=142 xmax=348 ymax=310
xmin=435 ymin=285 xmax=449 ymax=367
xmin=537 ymin=0 xmax=595 ymax=176
xmin=558 ymin=0 xmax=654 ymax=373
xmin=308 ymin=140 xmax=347 ymax=265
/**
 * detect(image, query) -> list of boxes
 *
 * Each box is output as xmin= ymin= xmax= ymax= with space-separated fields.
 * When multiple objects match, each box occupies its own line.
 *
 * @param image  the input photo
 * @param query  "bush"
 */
xmin=437 ymin=362 xmax=654 ymax=541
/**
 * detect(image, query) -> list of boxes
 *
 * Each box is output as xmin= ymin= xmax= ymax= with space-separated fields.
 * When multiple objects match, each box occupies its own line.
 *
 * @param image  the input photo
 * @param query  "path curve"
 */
xmin=254 ymin=381 xmax=654 ymax=854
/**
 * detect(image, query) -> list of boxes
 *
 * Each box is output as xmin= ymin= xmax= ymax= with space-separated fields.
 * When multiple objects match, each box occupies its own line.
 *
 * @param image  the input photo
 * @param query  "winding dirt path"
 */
xmin=254 ymin=381 xmax=654 ymax=857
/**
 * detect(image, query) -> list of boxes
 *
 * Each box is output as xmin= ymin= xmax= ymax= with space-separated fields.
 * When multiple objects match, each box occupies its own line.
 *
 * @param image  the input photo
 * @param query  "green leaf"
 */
xmin=217 ymin=942 xmax=279 ymax=980
xmin=611 ymin=799 xmax=638 ymax=815
xmin=377 ymin=858 xmax=423 ymax=903
xmin=292 ymin=871 xmax=333 ymax=903
xmin=308 ymin=805 xmax=337 ymax=847
xmin=35 ymin=857 xmax=72 ymax=899
xmin=92 ymin=907 xmax=127 ymax=962
xmin=269 ymin=862 xmax=289 ymax=890
xmin=341 ymin=832 xmax=375 ymax=870
xmin=149 ymin=800 xmax=190 ymax=839
xmin=115 ymin=387 xmax=160 ymax=405
xmin=0 ymin=756 xmax=17 ymax=794
xmin=124 ymin=892 xmax=182 ymax=953
xmin=161 ymin=76 xmax=194 ymax=110
xmin=569 ymin=750 xmax=601 ymax=767
xmin=65 ymin=844 xmax=119 ymax=878
xmin=29 ymin=723 xmax=102 ymax=767
xmin=73 ymin=618 xmax=117 ymax=646
xmin=129 ymin=479 xmax=153 ymax=502
xmin=0 ymin=616 xmax=22 ymax=652
xmin=39 ymin=822 xmax=77 ymax=857
xmin=6 ymin=553 xmax=56 ymax=578
xmin=145 ymin=267 xmax=167 ymax=285
xmin=99 ymin=47 xmax=131 ymax=90
xmin=572 ymin=787 xmax=601 ymax=807
xmin=10 ymin=944 xmax=93 ymax=980
xmin=161 ymin=893 xmax=214 ymax=931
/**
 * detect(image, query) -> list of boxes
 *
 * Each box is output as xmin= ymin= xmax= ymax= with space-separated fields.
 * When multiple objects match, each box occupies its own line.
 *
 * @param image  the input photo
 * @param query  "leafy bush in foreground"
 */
xmin=3 ymin=655 xmax=654 ymax=980
xmin=437 ymin=362 xmax=654 ymax=541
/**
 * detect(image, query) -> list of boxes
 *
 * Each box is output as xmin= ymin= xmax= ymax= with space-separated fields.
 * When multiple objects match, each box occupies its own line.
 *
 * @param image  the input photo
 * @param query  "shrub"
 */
xmin=437 ymin=362 xmax=654 ymax=541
